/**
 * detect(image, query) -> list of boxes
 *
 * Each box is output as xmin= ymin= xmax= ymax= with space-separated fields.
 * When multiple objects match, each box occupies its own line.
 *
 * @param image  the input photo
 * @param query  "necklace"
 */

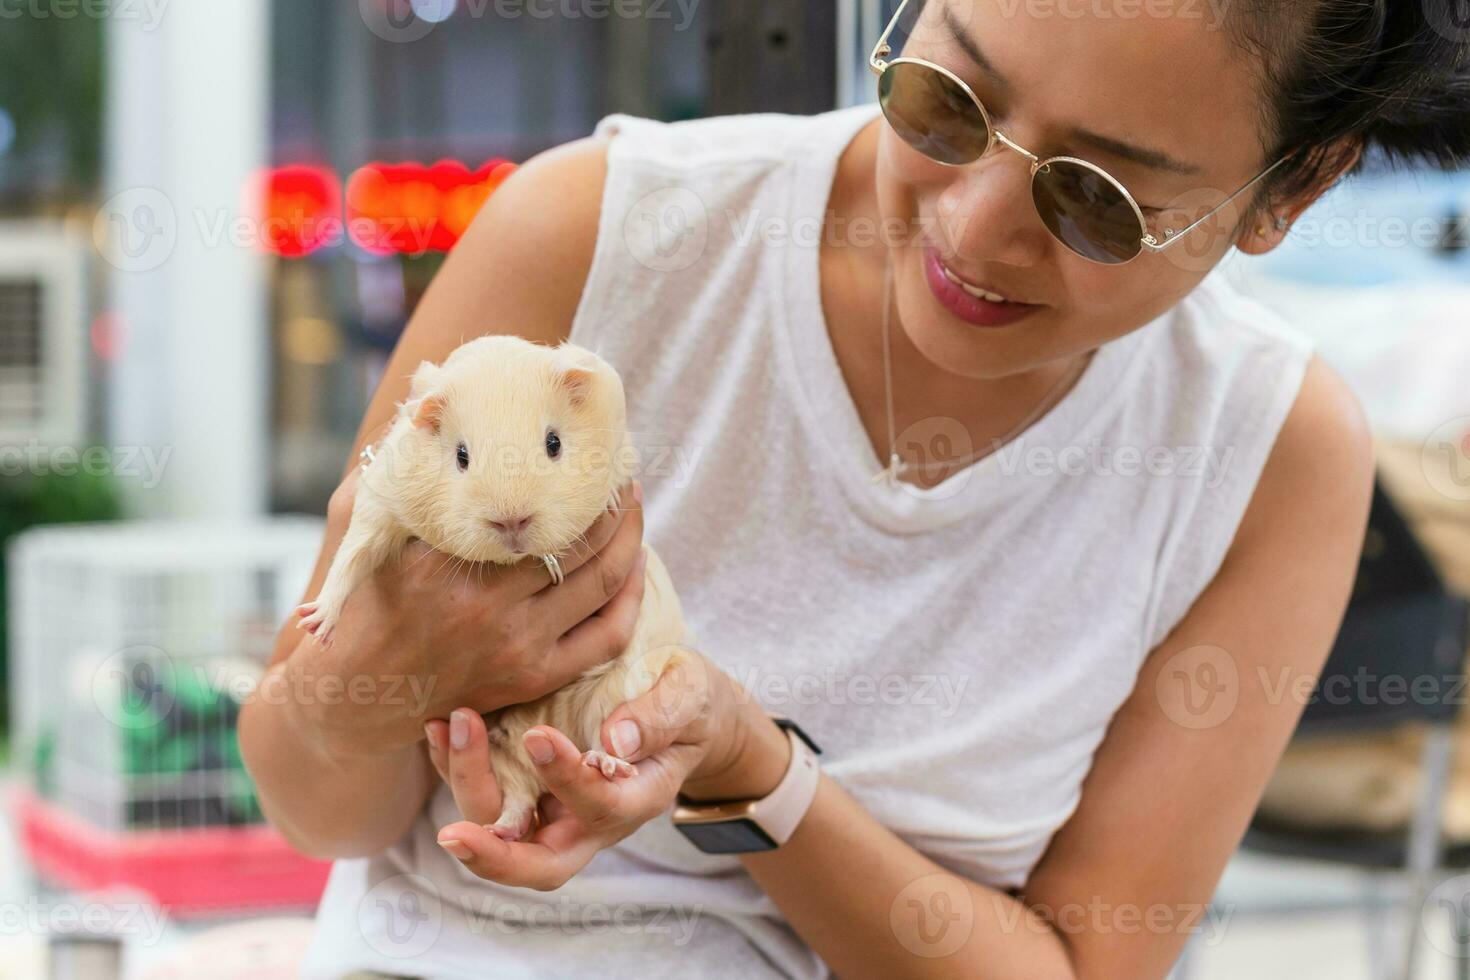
xmin=871 ymin=251 xmax=1091 ymax=487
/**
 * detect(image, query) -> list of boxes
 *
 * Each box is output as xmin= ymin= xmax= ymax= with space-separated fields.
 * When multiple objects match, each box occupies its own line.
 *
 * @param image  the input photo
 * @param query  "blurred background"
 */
xmin=0 ymin=1 xmax=1466 ymax=978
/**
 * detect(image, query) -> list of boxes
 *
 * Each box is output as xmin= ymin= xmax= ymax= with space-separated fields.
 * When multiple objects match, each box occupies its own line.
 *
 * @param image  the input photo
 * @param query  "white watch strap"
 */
xmin=752 ymin=725 xmax=822 ymax=846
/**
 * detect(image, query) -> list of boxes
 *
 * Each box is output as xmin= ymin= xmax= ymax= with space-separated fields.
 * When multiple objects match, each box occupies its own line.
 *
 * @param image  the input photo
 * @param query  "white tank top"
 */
xmin=303 ymin=102 xmax=1314 ymax=980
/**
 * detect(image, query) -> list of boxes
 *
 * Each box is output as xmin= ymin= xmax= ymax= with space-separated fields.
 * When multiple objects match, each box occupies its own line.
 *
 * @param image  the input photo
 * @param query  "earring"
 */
xmin=1257 ymin=214 xmax=1287 ymax=236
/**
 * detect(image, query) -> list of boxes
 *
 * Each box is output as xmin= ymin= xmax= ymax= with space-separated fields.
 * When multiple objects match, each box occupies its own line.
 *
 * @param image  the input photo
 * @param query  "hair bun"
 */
xmin=1232 ymin=0 xmax=1470 ymax=204
xmin=1357 ymin=0 xmax=1470 ymax=170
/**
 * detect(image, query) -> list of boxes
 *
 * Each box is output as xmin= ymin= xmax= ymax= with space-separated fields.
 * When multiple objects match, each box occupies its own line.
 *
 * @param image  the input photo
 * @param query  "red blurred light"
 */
xmin=90 ymin=311 xmax=128 ymax=362
xmin=257 ymin=165 xmax=342 ymax=258
xmin=346 ymin=159 xmax=516 ymax=255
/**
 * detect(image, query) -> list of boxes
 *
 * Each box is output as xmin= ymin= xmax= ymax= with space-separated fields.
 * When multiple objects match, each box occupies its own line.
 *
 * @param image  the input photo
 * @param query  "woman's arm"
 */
xmin=727 ymin=356 xmax=1374 ymax=979
xmin=239 ymin=137 xmax=625 ymax=858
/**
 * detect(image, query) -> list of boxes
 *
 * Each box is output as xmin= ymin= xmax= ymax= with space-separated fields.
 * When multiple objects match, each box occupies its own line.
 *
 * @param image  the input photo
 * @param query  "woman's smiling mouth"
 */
xmin=921 ymin=245 xmax=1047 ymax=328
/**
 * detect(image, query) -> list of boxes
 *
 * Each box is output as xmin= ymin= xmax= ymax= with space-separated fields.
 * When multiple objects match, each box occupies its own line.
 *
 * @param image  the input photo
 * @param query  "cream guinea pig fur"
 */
xmin=296 ymin=334 xmax=691 ymax=840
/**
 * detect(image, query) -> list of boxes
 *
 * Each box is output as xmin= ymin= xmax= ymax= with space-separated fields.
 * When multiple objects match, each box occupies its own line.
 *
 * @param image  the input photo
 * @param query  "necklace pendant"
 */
xmin=872 ymin=453 xmax=907 ymax=486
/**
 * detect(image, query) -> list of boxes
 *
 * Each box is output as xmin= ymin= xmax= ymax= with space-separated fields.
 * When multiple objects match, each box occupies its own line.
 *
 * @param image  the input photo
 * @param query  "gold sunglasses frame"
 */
xmin=869 ymin=0 xmax=1292 ymax=264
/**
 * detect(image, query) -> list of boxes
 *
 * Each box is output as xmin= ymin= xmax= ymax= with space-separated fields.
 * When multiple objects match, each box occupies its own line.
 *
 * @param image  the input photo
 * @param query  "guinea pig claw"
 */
xmin=583 ymin=749 xmax=637 ymax=780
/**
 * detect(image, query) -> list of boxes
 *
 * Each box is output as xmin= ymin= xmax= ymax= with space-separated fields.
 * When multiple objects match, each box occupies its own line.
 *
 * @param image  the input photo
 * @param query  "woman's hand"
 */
xmin=423 ymin=651 xmax=792 ymax=890
xmin=271 ymin=468 xmax=649 ymax=763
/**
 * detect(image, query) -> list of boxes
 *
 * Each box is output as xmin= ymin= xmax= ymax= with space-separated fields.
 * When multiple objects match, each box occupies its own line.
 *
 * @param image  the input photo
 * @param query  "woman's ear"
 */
xmin=1236 ymin=139 xmax=1363 ymax=255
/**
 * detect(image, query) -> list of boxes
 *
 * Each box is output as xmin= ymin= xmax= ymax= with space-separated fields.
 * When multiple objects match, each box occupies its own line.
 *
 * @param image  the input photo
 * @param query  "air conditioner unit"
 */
xmin=0 ymin=220 xmax=87 ymax=447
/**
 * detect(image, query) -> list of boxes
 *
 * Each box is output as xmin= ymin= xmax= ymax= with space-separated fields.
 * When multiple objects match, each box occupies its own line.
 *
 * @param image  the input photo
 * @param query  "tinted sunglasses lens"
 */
xmin=1031 ymin=160 xmax=1145 ymax=264
xmin=878 ymin=61 xmax=989 ymax=166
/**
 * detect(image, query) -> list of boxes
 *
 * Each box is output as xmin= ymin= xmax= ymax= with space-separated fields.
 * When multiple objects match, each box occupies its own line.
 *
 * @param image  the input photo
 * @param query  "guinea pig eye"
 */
xmin=545 ymin=428 xmax=562 ymax=460
xmin=455 ymin=441 xmax=469 ymax=471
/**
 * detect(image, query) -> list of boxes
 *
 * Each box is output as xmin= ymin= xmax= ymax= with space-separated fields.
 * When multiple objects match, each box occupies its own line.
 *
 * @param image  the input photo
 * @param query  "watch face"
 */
xmin=674 ymin=818 xmax=777 ymax=854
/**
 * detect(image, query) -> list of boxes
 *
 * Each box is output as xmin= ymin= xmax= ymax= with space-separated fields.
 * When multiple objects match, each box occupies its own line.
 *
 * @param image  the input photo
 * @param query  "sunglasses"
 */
xmin=869 ymin=0 xmax=1292 ymax=265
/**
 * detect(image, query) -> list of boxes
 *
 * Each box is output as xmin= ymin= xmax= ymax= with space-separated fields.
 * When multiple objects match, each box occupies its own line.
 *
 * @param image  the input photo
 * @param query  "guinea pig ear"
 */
xmin=412 ymin=393 xmax=446 ymax=433
xmin=559 ymin=368 xmax=596 ymax=407
xmin=406 ymin=360 xmax=447 ymax=432
xmin=554 ymin=345 xmax=603 ymax=408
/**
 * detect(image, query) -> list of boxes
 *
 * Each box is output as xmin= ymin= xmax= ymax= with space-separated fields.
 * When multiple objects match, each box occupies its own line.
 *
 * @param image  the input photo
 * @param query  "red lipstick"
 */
xmin=921 ymin=245 xmax=1045 ymax=328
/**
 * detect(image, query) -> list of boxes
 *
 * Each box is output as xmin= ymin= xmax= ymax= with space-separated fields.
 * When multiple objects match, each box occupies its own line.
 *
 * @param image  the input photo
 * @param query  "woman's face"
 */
xmin=877 ymin=0 xmax=1282 ymax=380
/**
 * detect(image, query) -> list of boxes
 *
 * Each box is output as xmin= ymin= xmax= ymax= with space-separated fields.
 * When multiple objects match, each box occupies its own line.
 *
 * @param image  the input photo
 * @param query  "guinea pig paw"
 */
xmin=295 ymin=602 xmax=336 ymax=645
xmin=489 ymin=805 xmax=535 ymax=842
xmin=583 ymin=749 xmax=637 ymax=780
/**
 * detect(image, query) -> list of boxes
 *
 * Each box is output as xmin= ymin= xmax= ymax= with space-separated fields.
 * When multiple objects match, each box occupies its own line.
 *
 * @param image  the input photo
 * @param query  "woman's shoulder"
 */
xmin=1248 ymin=344 xmax=1374 ymax=566
xmin=1162 ymin=267 xmax=1317 ymax=383
xmin=1132 ymin=268 xmax=1372 ymax=649
xmin=1106 ymin=266 xmax=1319 ymax=465
xmin=438 ymin=136 xmax=610 ymax=343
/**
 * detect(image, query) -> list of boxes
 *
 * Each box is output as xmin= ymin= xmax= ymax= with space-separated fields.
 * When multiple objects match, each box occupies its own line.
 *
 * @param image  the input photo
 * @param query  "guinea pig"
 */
xmin=296 ymin=334 xmax=692 ymax=840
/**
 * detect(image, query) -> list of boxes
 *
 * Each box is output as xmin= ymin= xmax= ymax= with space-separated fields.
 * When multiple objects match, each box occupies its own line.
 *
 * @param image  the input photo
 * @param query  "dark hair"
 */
xmin=1228 ymin=0 xmax=1470 ymax=214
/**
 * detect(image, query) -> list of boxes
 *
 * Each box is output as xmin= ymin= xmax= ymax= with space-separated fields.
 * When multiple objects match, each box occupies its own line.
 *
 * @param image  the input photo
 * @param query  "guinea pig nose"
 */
xmin=488 ymin=514 xmax=533 ymax=536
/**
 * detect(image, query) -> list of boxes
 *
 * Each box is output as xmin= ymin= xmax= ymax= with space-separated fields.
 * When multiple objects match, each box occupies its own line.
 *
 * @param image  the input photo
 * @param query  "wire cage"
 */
xmin=6 ymin=518 xmax=331 ymax=915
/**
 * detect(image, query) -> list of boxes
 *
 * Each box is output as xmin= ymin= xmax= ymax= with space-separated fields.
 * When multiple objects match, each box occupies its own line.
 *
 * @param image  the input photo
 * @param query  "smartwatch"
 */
xmin=671 ymin=717 xmax=822 ymax=854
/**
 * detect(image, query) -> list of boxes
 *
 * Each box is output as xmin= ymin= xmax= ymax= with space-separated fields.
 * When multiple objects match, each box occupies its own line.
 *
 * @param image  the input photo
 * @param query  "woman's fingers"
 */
xmin=553 ymin=547 xmax=647 ymax=676
xmin=432 ymin=715 xmax=711 ymax=890
xmin=437 ymin=708 xmax=503 ymax=826
xmin=521 ymin=726 xmax=625 ymax=828
xmin=424 ymin=718 xmax=452 ymax=783
xmin=534 ymin=482 xmax=645 ymax=644
xmin=597 ymin=649 xmax=713 ymax=764
xmin=434 ymin=817 xmax=599 ymax=891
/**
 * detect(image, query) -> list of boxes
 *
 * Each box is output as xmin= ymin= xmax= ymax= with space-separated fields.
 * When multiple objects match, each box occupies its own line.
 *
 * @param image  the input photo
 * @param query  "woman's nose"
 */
xmin=933 ymin=158 xmax=1049 ymax=267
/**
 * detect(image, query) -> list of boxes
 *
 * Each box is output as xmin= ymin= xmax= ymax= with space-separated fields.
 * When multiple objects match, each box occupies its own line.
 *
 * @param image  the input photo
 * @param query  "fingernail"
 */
xmin=450 ymin=710 xmax=470 ymax=750
xmin=631 ymin=480 xmax=643 ymax=505
xmin=438 ymin=838 xmax=472 ymax=860
xmin=524 ymin=730 xmax=554 ymax=765
xmin=610 ymin=720 xmax=641 ymax=759
xmin=424 ymin=723 xmax=440 ymax=750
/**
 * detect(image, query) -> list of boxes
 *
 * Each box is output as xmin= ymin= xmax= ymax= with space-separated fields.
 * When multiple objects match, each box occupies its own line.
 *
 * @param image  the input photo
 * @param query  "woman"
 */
xmin=241 ymin=1 xmax=1470 ymax=977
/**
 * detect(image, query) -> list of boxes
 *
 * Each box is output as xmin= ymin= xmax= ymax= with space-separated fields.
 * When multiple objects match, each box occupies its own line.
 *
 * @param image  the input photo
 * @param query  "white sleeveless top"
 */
xmin=303 ymin=102 xmax=1313 ymax=979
